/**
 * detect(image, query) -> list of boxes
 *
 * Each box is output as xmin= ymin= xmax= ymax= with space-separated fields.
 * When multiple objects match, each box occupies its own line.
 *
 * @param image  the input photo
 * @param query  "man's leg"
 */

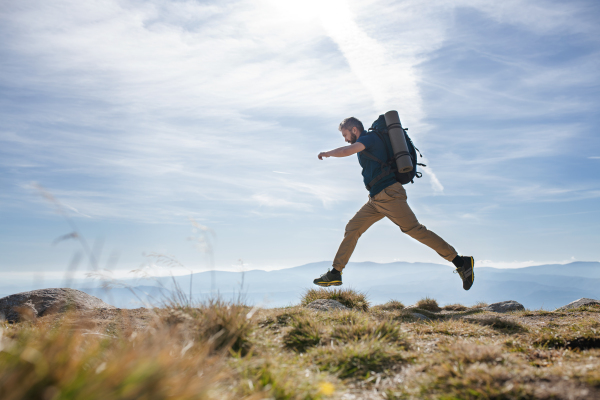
xmin=371 ymin=183 xmax=458 ymax=262
xmin=332 ymin=200 xmax=384 ymax=271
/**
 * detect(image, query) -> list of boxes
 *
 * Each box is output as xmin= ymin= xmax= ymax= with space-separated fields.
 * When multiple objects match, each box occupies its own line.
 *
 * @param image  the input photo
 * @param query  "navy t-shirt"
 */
xmin=356 ymin=131 xmax=396 ymax=197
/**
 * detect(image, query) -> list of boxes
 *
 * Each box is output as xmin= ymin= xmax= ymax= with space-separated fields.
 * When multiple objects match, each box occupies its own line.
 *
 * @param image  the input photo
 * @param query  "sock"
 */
xmin=330 ymin=268 xmax=341 ymax=275
xmin=452 ymin=255 xmax=464 ymax=269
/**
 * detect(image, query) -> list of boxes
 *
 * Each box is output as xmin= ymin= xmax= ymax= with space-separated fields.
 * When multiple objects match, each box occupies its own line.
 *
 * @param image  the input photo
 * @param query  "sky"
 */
xmin=1 ymin=0 xmax=599 ymax=284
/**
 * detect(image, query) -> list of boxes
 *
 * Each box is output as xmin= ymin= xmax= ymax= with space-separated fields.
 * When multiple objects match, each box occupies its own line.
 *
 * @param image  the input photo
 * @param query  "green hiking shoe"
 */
xmin=313 ymin=269 xmax=343 ymax=287
xmin=454 ymin=256 xmax=475 ymax=290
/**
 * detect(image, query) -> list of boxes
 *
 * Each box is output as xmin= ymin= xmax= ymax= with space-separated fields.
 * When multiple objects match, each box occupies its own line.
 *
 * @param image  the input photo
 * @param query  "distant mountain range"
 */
xmin=88 ymin=261 xmax=600 ymax=310
xmin=1 ymin=261 xmax=598 ymax=310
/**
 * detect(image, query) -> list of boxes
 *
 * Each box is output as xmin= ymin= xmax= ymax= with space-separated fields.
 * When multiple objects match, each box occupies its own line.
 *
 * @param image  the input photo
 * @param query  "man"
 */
xmin=314 ymin=117 xmax=474 ymax=290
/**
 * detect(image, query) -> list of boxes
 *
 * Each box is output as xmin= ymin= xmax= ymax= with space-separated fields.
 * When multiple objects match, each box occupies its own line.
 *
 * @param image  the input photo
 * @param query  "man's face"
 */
xmin=341 ymin=127 xmax=358 ymax=144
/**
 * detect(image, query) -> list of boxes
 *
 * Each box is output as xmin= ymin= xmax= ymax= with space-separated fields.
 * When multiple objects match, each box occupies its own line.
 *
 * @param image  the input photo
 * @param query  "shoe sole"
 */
xmin=463 ymin=257 xmax=474 ymax=291
xmin=314 ymin=281 xmax=342 ymax=287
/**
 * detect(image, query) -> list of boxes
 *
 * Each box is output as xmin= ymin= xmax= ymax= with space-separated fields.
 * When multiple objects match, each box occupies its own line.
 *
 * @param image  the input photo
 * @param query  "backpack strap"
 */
xmin=361 ymin=150 xmax=396 ymax=190
xmin=360 ymin=149 xmax=386 ymax=165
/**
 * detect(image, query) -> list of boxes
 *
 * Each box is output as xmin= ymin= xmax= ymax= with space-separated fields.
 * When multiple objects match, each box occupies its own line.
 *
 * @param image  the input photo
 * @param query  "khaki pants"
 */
xmin=333 ymin=182 xmax=457 ymax=271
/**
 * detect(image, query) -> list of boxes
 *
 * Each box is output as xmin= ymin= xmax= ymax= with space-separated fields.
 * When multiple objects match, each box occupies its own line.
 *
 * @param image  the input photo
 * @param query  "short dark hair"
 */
xmin=338 ymin=117 xmax=364 ymax=133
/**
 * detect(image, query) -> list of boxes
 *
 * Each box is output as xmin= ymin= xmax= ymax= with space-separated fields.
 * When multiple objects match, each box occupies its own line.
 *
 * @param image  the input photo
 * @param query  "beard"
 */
xmin=347 ymin=133 xmax=358 ymax=144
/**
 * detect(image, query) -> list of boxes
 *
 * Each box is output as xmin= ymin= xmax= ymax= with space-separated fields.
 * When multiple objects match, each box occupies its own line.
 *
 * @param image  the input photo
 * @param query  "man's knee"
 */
xmin=402 ymin=223 xmax=428 ymax=239
xmin=344 ymin=221 xmax=368 ymax=239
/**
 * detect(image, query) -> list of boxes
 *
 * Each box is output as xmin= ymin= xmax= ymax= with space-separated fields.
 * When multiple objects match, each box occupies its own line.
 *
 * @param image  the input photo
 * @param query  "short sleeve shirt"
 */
xmin=356 ymin=131 xmax=396 ymax=197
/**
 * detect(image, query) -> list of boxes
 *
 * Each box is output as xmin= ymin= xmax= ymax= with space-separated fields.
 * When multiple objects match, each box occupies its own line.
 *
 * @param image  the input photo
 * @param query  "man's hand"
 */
xmin=318 ymin=143 xmax=365 ymax=160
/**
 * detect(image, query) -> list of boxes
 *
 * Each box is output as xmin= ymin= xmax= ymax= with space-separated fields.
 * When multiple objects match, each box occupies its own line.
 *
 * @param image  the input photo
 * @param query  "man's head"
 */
xmin=338 ymin=117 xmax=364 ymax=144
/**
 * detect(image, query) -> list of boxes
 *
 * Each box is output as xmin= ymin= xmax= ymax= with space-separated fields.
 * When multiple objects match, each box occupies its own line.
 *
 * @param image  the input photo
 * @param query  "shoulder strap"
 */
xmin=361 ymin=150 xmax=396 ymax=190
xmin=360 ymin=150 xmax=385 ymax=165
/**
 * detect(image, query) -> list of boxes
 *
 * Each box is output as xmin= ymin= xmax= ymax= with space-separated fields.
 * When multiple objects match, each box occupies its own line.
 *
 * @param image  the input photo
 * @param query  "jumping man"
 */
xmin=314 ymin=117 xmax=474 ymax=290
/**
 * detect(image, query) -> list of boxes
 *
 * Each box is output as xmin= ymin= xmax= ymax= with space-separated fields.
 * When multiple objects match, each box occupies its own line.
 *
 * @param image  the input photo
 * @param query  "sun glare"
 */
xmin=266 ymin=0 xmax=346 ymax=24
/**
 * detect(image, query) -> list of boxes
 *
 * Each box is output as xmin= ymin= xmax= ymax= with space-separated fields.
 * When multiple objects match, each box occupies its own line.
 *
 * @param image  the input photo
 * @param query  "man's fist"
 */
xmin=318 ymin=152 xmax=330 ymax=160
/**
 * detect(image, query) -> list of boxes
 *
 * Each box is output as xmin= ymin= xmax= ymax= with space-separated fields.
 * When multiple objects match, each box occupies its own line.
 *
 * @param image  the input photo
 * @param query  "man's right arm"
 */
xmin=318 ymin=142 xmax=365 ymax=160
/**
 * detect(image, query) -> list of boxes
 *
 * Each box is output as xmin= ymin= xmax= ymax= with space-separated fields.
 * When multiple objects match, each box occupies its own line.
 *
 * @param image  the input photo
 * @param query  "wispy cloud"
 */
xmin=1 ymin=0 xmax=599 ymax=272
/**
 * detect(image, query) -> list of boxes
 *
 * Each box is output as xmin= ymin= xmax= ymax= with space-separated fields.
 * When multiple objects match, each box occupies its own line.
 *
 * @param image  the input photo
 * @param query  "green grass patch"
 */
xmin=240 ymin=360 xmax=327 ymax=400
xmin=314 ymin=340 xmax=407 ymax=379
xmin=332 ymin=319 xmax=408 ymax=346
xmin=283 ymin=314 xmax=322 ymax=352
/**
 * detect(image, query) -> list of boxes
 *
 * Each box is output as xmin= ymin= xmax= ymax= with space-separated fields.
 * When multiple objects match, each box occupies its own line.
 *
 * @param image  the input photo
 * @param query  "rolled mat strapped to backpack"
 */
xmin=384 ymin=110 xmax=413 ymax=173
xmin=361 ymin=111 xmax=425 ymax=190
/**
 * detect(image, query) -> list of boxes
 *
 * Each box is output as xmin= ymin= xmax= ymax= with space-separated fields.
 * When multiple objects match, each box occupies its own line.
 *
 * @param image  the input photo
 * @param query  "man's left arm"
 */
xmin=318 ymin=143 xmax=365 ymax=160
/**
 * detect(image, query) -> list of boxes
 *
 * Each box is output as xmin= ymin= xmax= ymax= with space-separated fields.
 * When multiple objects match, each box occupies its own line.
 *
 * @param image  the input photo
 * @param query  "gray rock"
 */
xmin=411 ymin=312 xmax=430 ymax=320
xmin=0 ymin=288 xmax=115 ymax=322
xmin=482 ymin=300 xmax=524 ymax=313
xmin=555 ymin=298 xmax=600 ymax=312
xmin=305 ymin=299 xmax=350 ymax=311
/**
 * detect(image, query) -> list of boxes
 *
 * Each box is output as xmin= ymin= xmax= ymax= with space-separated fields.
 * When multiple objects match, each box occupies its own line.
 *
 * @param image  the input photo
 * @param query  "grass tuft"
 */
xmin=472 ymin=301 xmax=489 ymax=309
xmin=282 ymin=314 xmax=322 ymax=352
xmin=442 ymin=303 xmax=468 ymax=311
xmin=376 ymin=300 xmax=405 ymax=311
xmin=302 ymin=288 xmax=370 ymax=311
xmin=314 ymin=340 xmax=407 ymax=379
xmin=415 ymin=297 xmax=441 ymax=312
xmin=332 ymin=319 xmax=408 ymax=346
xmin=192 ymin=300 xmax=254 ymax=355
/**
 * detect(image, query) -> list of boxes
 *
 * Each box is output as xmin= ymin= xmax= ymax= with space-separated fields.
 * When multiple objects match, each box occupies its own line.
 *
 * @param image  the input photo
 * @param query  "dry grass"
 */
xmin=301 ymin=288 xmax=370 ymax=311
xmin=0 ymin=311 xmax=256 ymax=400
xmin=3 ymin=295 xmax=600 ymax=400
xmin=373 ymin=300 xmax=405 ymax=311
xmin=415 ymin=297 xmax=441 ymax=312
xmin=331 ymin=319 xmax=407 ymax=345
xmin=443 ymin=303 xmax=468 ymax=311
xmin=533 ymin=318 xmax=600 ymax=349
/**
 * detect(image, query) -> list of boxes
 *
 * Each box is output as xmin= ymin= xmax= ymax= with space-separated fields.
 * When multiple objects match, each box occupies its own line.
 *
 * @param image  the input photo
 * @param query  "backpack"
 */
xmin=361 ymin=114 xmax=426 ymax=190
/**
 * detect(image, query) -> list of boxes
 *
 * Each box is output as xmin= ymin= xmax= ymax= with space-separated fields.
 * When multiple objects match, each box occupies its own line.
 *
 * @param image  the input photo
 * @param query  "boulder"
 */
xmin=482 ymin=300 xmax=524 ymax=313
xmin=0 ymin=288 xmax=115 ymax=322
xmin=411 ymin=312 xmax=430 ymax=321
xmin=555 ymin=298 xmax=600 ymax=312
xmin=305 ymin=299 xmax=350 ymax=312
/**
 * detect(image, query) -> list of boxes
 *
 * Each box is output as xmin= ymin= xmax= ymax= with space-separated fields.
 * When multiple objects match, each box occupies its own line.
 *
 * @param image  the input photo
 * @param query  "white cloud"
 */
xmin=478 ymin=257 xmax=579 ymax=269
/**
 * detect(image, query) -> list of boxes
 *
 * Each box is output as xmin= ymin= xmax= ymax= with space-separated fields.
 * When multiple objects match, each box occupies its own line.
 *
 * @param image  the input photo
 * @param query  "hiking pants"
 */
xmin=332 ymin=182 xmax=458 ymax=271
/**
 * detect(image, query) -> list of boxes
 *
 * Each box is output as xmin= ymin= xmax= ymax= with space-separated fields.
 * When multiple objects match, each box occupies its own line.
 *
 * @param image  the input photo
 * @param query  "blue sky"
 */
xmin=1 ymin=0 xmax=599 ymax=283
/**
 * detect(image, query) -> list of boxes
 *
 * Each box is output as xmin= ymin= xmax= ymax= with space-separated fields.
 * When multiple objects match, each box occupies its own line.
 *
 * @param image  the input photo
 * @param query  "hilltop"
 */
xmin=1 ymin=289 xmax=599 ymax=399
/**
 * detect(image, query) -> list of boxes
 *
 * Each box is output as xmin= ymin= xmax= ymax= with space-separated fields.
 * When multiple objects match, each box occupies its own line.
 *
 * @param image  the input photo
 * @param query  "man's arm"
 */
xmin=318 ymin=142 xmax=365 ymax=160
